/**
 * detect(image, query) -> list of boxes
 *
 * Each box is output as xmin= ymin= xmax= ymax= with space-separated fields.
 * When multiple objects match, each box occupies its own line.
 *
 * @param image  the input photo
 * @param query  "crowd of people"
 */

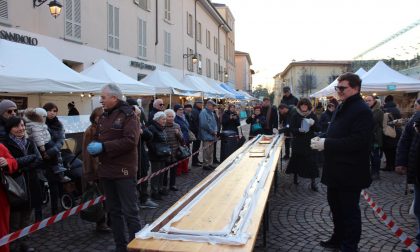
xmin=0 ymin=77 xmax=419 ymax=252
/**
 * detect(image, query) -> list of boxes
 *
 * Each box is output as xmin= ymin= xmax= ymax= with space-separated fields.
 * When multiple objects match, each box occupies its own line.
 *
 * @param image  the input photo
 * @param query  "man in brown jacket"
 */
xmin=87 ymin=84 xmax=141 ymax=252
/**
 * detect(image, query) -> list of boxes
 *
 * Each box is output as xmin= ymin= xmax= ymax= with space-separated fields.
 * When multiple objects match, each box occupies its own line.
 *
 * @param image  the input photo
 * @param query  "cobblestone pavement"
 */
xmin=14 ymin=140 xmax=416 ymax=252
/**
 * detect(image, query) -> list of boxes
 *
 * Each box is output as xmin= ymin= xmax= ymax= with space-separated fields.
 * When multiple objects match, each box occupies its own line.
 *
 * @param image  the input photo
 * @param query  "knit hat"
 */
xmin=173 ymin=104 xmax=183 ymax=112
xmin=0 ymin=99 xmax=17 ymax=115
xmin=33 ymin=107 xmax=47 ymax=117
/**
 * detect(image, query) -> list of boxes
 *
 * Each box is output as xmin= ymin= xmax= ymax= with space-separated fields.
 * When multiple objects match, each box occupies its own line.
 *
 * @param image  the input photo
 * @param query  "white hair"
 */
xmin=153 ymin=99 xmax=163 ymax=109
xmin=153 ymin=111 xmax=166 ymax=121
xmin=102 ymin=84 xmax=123 ymax=100
xmin=164 ymin=109 xmax=175 ymax=117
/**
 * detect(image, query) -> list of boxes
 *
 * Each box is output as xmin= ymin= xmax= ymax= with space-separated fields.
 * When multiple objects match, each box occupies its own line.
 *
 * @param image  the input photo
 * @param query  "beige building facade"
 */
xmin=273 ymin=60 xmax=351 ymax=105
xmin=234 ymin=51 xmax=252 ymax=93
xmin=0 ymin=0 xmax=235 ymax=87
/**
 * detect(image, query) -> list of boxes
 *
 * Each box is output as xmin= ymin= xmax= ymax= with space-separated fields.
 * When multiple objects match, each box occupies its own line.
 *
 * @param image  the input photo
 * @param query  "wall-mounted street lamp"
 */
xmin=183 ymin=53 xmax=198 ymax=64
xmin=224 ymin=71 xmax=228 ymax=79
xmin=33 ymin=0 xmax=62 ymax=19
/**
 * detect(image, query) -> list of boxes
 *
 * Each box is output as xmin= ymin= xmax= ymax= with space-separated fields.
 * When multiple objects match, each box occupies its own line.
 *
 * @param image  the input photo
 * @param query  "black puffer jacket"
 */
xmin=396 ymin=111 xmax=420 ymax=184
xmin=45 ymin=117 xmax=65 ymax=157
xmin=3 ymin=136 xmax=43 ymax=210
xmin=383 ymin=101 xmax=401 ymax=120
xmin=147 ymin=120 xmax=170 ymax=162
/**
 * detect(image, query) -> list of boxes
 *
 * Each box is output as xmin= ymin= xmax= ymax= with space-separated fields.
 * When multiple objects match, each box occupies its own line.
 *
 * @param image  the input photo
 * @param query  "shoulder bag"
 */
xmin=177 ymin=145 xmax=191 ymax=160
xmin=0 ymin=169 xmax=28 ymax=207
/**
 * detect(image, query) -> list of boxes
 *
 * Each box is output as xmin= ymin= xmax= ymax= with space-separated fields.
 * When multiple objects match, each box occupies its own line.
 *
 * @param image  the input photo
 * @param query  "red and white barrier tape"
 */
xmin=0 ymin=195 xmax=105 ymax=248
xmin=0 ymin=140 xmax=217 ymax=247
xmin=362 ymin=190 xmax=420 ymax=252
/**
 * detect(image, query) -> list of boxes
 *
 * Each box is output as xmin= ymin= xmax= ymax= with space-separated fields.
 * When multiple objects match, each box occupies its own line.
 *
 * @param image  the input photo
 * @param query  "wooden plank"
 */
xmin=128 ymin=137 xmax=283 ymax=252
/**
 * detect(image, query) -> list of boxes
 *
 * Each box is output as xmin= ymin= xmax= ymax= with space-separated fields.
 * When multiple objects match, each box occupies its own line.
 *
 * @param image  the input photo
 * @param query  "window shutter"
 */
xmin=73 ymin=0 xmax=81 ymax=39
xmin=0 ymin=0 xmax=8 ymax=21
xmin=65 ymin=0 xmax=73 ymax=37
xmin=108 ymin=4 xmax=114 ymax=49
xmin=142 ymin=20 xmax=147 ymax=56
xmin=114 ymin=7 xmax=119 ymax=50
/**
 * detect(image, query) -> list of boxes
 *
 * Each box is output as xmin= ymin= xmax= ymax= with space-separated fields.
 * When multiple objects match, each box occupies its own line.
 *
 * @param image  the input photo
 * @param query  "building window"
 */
xmin=214 ymin=63 xmax=219 ymax=80
xmin=107 ymin=3 xmax=119 ymax=51
xmin=196 ymin=22 xmax=202 ymax=43
xmin=0 ymin=0 xmax=8 ymax=22
xmin=206 ymin=58 xmax=211 ymax=78
xmin=206 ymin=30 xmax=211 ymax=49
xmin=138 ymin=18 xmax=147 ymax=58
xmin=197 ymin=54 xmax=202 ymax=75
xmin=213 ymin=37 xmax=218 ymax=54
xmin=186 ymin=48 xmax=194 ymax=72
xmin=64 ymin=0 xmax=81 ymax=41
xmin=135 ymin=0 xmax=150 ymax=11
xmin=187 ymin=12 xmax=193 ymax=37
xmin=164 ymin=31 xmax=171 ymax=65
xmin=164 ymin=0 xmax=171 ymax=21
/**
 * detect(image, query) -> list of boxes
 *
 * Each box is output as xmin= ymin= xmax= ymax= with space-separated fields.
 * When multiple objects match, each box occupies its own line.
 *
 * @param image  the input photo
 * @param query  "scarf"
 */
xmin=46 ymin=116 xmax=63 ymax=131
xmin=296 ymin=108 xmax=312 ymax=117
xmin=10 ymin=134 xmax=27 ymax=153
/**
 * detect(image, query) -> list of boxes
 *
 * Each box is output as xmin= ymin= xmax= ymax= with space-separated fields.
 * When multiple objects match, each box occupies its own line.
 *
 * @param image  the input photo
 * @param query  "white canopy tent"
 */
xmin=310 ymin=68 xmax=367 ymax=98
xmin=81 ymin=59 xmax=155 ymax=95
xmin=203 ymin=78 xmax=236 ymax=99
xmin=361 ymin=61 xmax=420 ymax=92
xmin=141 ymin=69 xmax=200 ymax=96
xmin=0 ymin=39 xmax=105 ymax=93
xmin=237 ymin=90 xmax=259 ymax=101
xmin=181 ymin=75 xmax=224 ymax=98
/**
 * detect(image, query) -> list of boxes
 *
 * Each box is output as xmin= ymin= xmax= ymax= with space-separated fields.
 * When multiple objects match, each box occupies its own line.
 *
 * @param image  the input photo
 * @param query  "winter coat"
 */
xmin=383 ymin=101 xmax=401 ymax=120
xmin=199 ymin=108 xmax=218 ymax=141
xmin=319 ymin=110 xmax=333 ymax=133
xmin=139 ymin=125 xmax=153 ymax=176
xmin=24 ymin=111 xmax=51 ymax=149
xmin=261 ymin=105 xmax=279 ymax=135
xmin=322 ymin=94 xmax=373 ymax=189
xmin=190 ymin=106 xmax=202 ymax=136
xmin=371 ymin=101 xmax=384 ymax=148
xmin=164 ymin=122 xmax=183 ymax=162
xmin=285 ymin=109 xmax=320 ymax=178
xmin=95 ymin=101 xmax=140 ymax=179
xmin=396 ymin=111 xmax=420 ymax=184
xmin=3 ymin=136 xmax=43 ymax=211
xmin=147 ymin=107 xmax=161 ymax=126
xmin=281 ymin=94 xmax=299 ymax=107
xmin=68 ymin=107 xmax=79 ymax=116
xmin=246 ymin=114 xmax=266 ymax=138
xmin=147 ymin=120 xmax=170 ymax=162
xmin=174 ymin=115 xmax=190 ymax=143
xmin=278 ymin=106 xmax=297 ymax=136
xmin=45 ymin=117 xmax=65 ymax=158
xmin=0 ymin=116 xmax=7 ymax=142
xmin=222 ymin=110 xmax=240 ymax=133
xmin=0 ymin=143 xmax=18 ymax=252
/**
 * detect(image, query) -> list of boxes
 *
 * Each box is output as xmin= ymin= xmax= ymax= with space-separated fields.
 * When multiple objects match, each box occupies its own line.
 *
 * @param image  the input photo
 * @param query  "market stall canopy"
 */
xmin=310 ymin=68 xmax=367 ymax=98
xmin=202 ymin=78 xmax=236 ymax=99
xmin=361 ymin=61 xmax=420 ymax=92
xmin=81 ymin=59 xmax=155 ymax=95
xmin=237 ymin=90 xmax=259 ymax=101
xmin=141 ymin=69 xmax=200 ymax=96
xmin=220 ymin=83 xmax=245 ymax=100
xmin=0 ymin=39 xmax=105 ymax=93
xmin=181 ymin=75 xmax=224 ymax=98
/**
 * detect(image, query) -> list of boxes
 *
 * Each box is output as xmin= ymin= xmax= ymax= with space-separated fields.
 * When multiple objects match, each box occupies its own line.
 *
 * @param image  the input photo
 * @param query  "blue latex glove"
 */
xmin=87 ymin=141 xmax=103 ymax=155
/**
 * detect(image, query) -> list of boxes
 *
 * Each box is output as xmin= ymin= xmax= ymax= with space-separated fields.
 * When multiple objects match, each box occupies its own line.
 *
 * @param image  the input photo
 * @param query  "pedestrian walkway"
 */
xmin=14 ymin=148 xmax=416 ymax=252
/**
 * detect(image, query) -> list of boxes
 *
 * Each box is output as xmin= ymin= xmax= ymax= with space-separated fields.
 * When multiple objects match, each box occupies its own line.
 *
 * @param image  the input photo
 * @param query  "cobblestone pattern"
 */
xmin=12 ymin=131 xmax=416 ymax=252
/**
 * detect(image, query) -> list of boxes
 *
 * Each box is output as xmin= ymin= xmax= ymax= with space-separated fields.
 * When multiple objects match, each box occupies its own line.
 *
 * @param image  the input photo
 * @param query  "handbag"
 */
xmin=188 ymin=129 xmax=196 ymax=141
xmin=155 ymin=142 xmax=172 ymax=157
xmin=0 ymin=169 xmax=28 ymax=208
xmin=80 ymin=183 xmax=105 ymax=223
xmin=177 ymin=145 xmax=191 ymax=160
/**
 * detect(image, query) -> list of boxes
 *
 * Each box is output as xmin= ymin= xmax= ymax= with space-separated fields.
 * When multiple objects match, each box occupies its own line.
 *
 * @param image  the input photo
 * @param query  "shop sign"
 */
xmin=387 ymin=84 xmax=396 ymax=91
xmin=130 ymin=60 xmax=156 ymax=71
xmin=0 ymin=30 xmax=38 ymax=46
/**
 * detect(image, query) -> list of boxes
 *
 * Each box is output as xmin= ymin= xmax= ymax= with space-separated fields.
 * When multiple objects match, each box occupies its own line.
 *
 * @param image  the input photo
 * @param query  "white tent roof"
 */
xmin=141 ymin=69 xmax=200 ymax=96
xmin=0 ymin=39 xmax=105 ymax=93
xmin=237 ymin=90 xmax=259 ymax=101
xmin=81 ymin=59 xmax=155 ymax=95
xmin=202 ymin=78 xmax=236 ymax=99
xmin=361 ymin=61 xmax=420 ymax=92
xmin=310 ymin=68 xmax=367 ymax=98
xmin=181 ymin=75 xmax=224 ymax=98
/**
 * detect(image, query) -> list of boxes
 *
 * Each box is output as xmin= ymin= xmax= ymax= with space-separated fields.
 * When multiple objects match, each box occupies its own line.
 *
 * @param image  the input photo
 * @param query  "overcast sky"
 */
xmin=215 ymin=0 xmax=420 ymax=90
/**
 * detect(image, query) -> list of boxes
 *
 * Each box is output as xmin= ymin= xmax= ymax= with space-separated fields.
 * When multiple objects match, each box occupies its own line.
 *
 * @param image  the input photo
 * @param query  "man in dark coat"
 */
xmin=261 ymin=97 xmax=278 ymax=135
xmin=190 ymin=100 xmax=203 ymax=166
xmin=311 ymin=72 xmax=373 ymax=252
xmin=396 ymin=99 xmax=420 ymax=251
xmin=0 ymin=99 xmax=18 ymax=142
xmin=278 ymin=104 xmax=297 ymax=159
xmin=280 ymin=86 xmax=299 ymax=107
xmin=147 ymin=98 xmax=164 ymax=126
xmin=383 ymin=95 xmax=401 ymax=120
xmin=87 ymin=84 xmax=141 ymax=252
